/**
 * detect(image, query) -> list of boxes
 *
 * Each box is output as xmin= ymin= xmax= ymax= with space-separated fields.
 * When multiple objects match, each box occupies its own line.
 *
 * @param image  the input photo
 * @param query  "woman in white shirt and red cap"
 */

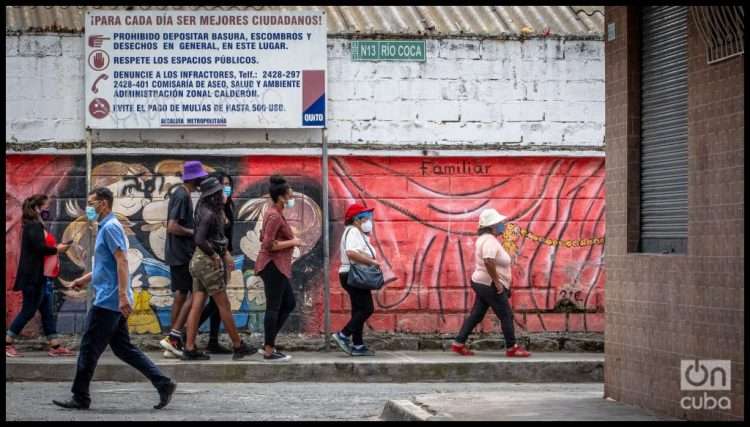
xmin=331 ymin=203 xmax=379 ymax=356
xmin=451 ymin=208 xmax=530 ymax=357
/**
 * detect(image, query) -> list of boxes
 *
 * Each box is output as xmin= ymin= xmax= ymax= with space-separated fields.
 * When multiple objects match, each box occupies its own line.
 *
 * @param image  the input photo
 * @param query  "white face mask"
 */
xmin=361 ymin=220 xmax=373 ymax=234
xmin=285 ymin=198 xmax=296 ymax=209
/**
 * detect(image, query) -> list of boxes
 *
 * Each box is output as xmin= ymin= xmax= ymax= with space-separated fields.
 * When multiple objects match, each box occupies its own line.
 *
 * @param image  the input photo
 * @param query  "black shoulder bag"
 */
xmin=344 ymin=228 xmax=385 ymax=290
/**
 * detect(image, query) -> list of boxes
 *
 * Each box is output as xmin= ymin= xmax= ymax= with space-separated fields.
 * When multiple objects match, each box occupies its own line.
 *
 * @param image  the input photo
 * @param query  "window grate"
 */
xmin=692 ymin=6 xmax=744 ymax=64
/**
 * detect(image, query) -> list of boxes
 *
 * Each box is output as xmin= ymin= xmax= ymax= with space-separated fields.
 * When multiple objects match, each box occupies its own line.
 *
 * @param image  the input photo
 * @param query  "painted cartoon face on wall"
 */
xmin=92 ymin=162 xmax=152 ymax=218
xmin=141 ymin=160 xmax=214 ymax=261
xmin=238 ymin=191 xmax=322 ymax=264
xmin=59 ymin=159 xmax=219 ymax=305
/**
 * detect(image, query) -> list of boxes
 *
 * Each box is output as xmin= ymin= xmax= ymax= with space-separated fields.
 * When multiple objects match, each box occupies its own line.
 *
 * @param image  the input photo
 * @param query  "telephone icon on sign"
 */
xmin=91 ymin=74 xmax=109 ymax=94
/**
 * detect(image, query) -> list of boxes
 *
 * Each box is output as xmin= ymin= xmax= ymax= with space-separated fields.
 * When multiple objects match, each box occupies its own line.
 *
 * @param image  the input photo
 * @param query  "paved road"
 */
xmin=384 ymin=389 xmax=677 ymax=421
xmin=6 ymin=382 xmax=604 ymax=421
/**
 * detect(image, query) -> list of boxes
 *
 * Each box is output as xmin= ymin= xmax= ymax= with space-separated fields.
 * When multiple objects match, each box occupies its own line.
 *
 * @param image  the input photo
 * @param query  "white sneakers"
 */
xmin=159 ymin=336 xmax=184 ymax=358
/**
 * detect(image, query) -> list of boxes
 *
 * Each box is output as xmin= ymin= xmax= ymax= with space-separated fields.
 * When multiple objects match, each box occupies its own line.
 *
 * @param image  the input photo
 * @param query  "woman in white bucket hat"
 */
xmin=451 ymin=208 xmax=530 ymax=357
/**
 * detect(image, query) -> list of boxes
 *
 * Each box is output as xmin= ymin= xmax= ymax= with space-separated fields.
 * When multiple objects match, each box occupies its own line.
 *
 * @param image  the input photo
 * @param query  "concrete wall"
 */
xmin=6 ymin=34 xmax=604 ymax=155
xmin=6 ymin=32 xmax=607 ymax=340
xmin=6 ymin=154 xmax=605 ymax=336
xmin=604 ymin=7 xmax=744 ymax=421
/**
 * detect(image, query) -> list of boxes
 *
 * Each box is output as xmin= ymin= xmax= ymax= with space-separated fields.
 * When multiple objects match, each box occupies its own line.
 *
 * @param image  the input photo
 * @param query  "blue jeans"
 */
xmin=7 ymin=279 xmax=59 ymax=340
xmin=72 ymin=306 xmax=172 ymax=405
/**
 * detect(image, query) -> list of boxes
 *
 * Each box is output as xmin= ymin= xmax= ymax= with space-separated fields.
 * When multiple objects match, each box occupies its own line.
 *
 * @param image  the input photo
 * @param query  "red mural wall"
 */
xmin=243 ymin=156 xmax=606 ymax=335
xmin=5 ymin=155 xmax=605 ymax=337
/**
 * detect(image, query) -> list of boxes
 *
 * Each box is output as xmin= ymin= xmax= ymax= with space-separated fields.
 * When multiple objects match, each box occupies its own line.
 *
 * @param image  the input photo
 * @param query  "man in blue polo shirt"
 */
xmin=53 ymin=187 xmax=176 ymax=410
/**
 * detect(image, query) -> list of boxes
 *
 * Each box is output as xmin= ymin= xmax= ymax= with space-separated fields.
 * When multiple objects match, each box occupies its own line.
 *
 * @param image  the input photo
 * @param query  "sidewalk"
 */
xmin=6 ymin=351 xmax=603 ymax=383
xmin=381 ymin=385 xmax=679 ymax=421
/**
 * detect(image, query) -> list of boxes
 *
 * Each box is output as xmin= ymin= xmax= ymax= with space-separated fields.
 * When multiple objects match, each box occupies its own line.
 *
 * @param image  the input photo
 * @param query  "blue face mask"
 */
xmin=85 ymin=206 xmax=98 ymax=221
xmin=223 ymin=186 xmax=232 ymax=198
xmin=496 ymin=222 xmax=506 ymax=234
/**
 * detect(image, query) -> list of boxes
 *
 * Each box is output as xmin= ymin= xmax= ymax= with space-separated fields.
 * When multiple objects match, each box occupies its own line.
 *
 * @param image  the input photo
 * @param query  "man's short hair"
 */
xmin=89 ymin=187 xmax=114 ymax=208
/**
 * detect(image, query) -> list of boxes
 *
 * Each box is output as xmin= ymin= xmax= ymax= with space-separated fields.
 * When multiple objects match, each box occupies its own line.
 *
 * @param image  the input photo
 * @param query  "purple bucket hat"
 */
xmin=182 ymin=160 xmax=208 ymax=182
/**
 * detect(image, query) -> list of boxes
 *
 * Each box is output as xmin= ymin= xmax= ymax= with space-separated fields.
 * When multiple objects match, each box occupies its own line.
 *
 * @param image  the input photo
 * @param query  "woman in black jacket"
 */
xmin=6 ymin=194 xmax=72 ymax=357
xmin=197 ymin=171 xmax=236 ymax=353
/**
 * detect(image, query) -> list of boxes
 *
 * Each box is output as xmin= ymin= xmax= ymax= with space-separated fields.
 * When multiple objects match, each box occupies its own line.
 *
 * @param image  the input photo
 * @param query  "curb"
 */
xmin=6 ymin=358 xmax=604 ymax=383
xmin=380 ymin=400 xmax=453 ymax=421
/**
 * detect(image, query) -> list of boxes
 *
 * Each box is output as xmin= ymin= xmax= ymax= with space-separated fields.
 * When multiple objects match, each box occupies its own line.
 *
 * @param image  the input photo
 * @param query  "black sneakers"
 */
xmin=180 ymin=348 xmax=210 ymax=361
xmin=263 ymin=350 xmax=292 ymax=362
xmin=232 ymin=341 xmax=258 ymax=360
xmin=206 ymin=341 xmax=233 ymax=354
xmin=350 ymin=346 xmax=376 ymax=357
xmin=154 ymin=381 xmax=177 ymax=410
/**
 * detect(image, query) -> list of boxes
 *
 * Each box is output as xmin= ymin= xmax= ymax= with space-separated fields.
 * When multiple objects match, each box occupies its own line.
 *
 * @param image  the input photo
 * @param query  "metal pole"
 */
xmin=85 ymin=128 xmax=94 ymax=312
xmin=321 ymin=127 xmax=331 ymax=351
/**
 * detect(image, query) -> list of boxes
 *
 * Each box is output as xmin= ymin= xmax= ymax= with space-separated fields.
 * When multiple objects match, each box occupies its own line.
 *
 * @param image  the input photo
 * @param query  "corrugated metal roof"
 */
xmin=5 ymin=5 xmax=604 ymax=38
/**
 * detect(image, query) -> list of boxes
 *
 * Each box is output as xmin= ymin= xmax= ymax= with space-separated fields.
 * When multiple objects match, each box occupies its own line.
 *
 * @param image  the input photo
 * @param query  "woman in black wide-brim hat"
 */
xmin=180 ymin=177 xmax=256 ymax=361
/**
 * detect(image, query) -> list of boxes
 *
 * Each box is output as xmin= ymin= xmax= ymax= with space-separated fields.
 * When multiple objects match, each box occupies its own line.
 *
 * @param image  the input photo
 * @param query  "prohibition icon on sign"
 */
xmin=88 ymin=49 xmax=110 ymax=71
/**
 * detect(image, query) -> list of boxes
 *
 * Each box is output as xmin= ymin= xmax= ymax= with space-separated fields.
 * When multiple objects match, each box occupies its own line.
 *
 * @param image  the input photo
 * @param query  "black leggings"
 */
xmin=198 ymin=297 xmax=222 ymax=341
xmin=455 ymin=282 xmax=516 ymax=347
xmin=259 ymin=262 xmax=296 ymax=348
xmin=339 ymin=272 xmax=374 ymax=346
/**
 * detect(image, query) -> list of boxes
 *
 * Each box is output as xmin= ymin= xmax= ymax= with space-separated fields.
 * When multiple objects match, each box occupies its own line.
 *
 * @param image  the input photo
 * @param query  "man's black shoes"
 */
xmin=154 ymin=381 xmax=177 ymax=410
xmin=52 ymin=399 xmax=90 ymax=410
xmin=52 ymin=384 xmax=176 ymax=411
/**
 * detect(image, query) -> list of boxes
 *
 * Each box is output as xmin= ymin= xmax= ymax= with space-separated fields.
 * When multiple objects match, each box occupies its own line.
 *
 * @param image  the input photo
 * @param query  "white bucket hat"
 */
xmin=478 ymin=208 xmax=507 ymax=229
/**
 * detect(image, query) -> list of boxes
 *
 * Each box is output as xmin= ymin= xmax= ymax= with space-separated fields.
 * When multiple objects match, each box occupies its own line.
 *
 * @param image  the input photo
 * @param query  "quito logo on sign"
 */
xmin=680 ymin=360 xmax=732 ymax=411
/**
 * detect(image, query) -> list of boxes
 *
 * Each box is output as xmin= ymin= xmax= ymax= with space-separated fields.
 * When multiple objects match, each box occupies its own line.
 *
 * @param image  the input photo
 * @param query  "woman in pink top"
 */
xmin=255 ymin=175 xmax=305 ymax=362
xmin=451 ymin=208 xmax=530 ymax=358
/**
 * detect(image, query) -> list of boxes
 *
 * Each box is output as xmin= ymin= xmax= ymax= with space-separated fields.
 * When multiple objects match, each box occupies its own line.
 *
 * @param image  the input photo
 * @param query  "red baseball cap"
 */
xmin=345 ymin=203 xmax=374 ymax=222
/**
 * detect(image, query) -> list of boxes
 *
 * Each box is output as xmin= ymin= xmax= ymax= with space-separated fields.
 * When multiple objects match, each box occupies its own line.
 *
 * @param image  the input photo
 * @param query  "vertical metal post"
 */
xmin=85 ymin=128 xmax=94 ymax=312
xmin=321 ymin=128 xmax=331 ymax=351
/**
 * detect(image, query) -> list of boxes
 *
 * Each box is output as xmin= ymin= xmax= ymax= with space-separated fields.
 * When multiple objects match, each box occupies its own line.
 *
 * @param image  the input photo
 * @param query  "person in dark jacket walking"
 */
xmin=181 ymin=177 xmax=256 ymax=361
xmin=6 ymin=194 xmax=73 ymax=358
xmin=197 ymin=171 xmax=236 ymax=354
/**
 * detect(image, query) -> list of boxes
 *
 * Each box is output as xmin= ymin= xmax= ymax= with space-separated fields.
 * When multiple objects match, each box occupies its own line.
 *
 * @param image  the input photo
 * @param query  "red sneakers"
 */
xmin=451 ymin=343 xmax=475 ymax=356
xmin=48 ymin=346 xmax=75 ymax=357
xmin=6 ymin=344 xmax=22 ymax=357
xmin=506 ymin=344 xmax=531 ymax=357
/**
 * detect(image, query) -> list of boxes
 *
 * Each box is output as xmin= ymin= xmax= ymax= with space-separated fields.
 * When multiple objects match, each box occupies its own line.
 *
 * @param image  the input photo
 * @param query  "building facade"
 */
xmin=604 ymin=6 xmax=743 ymax=421
xmin=6 ymin=6 xmax=606 ymax=339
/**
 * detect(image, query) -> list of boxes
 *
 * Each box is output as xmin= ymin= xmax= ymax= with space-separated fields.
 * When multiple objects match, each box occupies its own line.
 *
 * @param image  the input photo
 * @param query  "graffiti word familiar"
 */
xmin=420 ymin=160 xmax=491 ymax=176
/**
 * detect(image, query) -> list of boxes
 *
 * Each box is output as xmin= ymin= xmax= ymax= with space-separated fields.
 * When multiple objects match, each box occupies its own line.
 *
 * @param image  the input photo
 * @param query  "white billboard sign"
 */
xmin=84 ymin=10 xmax=327 ymax=129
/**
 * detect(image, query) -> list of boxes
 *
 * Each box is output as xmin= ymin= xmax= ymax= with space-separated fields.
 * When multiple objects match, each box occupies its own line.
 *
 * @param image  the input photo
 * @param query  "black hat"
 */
xmin=199 ymin=177 xmax=223 ymax=198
